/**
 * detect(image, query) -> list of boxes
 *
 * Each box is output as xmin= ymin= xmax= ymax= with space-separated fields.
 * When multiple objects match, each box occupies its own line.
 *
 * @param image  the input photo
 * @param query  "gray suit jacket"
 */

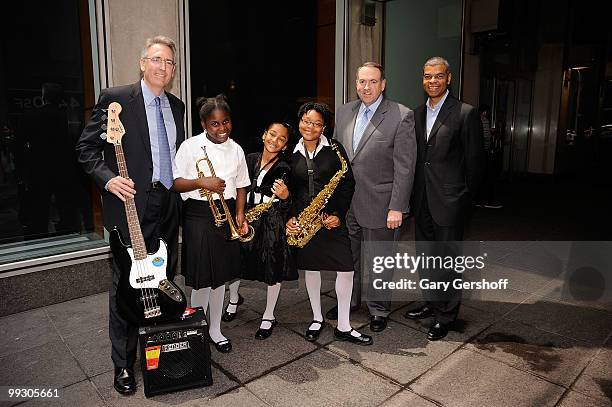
xmin=334 ymin=98 xmax=417 ymax=229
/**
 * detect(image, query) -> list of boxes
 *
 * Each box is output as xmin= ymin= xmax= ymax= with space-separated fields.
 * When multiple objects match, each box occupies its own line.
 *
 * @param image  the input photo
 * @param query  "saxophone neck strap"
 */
xmin=304 ymin=140 xmax=320 ymax=200
xmin=250 ymin=153 xmax=279 ymax=206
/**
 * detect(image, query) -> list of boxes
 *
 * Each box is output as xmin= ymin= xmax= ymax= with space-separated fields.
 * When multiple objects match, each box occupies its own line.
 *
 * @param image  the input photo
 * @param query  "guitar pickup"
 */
xmin=136 ymin=275 xmax=155 ymax=283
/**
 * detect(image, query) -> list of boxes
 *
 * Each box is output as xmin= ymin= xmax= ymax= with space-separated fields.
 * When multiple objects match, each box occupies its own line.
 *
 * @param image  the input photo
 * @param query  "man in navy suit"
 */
xmin=405 ymin=57 xmax=484 ymax=341
xmin=76 ymin=35 xmax=185 ymax=394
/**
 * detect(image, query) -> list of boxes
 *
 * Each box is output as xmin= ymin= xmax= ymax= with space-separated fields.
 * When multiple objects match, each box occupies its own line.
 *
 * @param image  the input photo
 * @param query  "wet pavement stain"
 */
xmin=594 ymin=378 xmax=612 ymax=402
xmin=474 ymin=332 xmax=561 ymax=373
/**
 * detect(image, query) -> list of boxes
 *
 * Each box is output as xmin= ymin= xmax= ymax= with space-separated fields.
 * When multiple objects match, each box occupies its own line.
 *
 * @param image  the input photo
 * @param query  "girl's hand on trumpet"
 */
xmin=197 ymin=176 xmax=225 ymax=195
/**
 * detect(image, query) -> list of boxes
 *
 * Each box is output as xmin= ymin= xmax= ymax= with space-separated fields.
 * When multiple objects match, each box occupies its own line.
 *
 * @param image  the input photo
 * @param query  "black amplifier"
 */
xmin=139 ymin=307 xmax=212 ymax=397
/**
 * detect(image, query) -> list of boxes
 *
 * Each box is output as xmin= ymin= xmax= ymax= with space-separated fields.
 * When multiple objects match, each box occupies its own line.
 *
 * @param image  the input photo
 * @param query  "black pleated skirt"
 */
xmin=240 ymin=203 xmax=298 ymax=285
xmin=182 ymin=198 xmax=241 ymax=289
xmin=295 ymin=222 xmax=354 ymax=272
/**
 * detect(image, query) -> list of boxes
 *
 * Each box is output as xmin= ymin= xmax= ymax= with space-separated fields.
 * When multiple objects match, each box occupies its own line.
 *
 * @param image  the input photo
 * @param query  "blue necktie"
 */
xmin=154 ymin=97 xmax=173 ymax=189
xmin=353 ymin=107 xmax=371 ymax=153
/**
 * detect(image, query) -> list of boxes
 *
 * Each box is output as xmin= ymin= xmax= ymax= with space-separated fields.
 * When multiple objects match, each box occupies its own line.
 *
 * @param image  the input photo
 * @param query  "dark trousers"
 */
xmin=346 ymin=209 xmax=401 ymax=317
xmin=414 ymin=193 xmax=463 ymax=324
xmin=109 ymin=185 xmax=180 ymax=368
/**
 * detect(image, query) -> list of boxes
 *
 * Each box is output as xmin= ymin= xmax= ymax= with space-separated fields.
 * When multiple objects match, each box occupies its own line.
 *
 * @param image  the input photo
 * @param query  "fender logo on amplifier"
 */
xmin=162 ymin=341 xmax=190 ymax=353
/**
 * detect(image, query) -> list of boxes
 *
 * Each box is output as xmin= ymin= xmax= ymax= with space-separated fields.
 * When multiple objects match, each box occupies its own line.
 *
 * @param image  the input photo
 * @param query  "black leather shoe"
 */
xmin=255 ymin=319 xmax=278 ymax=340
xmin=427 ymin=321 xmax=449 ymax=341
xmin=370 ymin=316 xmax=387 ymax=332
xmin=113 ymin=367 xmax=136 ymax=395
xmin=305 ymin=320 xmax=325 ymax=342
xmin=213 ymin=339 xmax=233 ymax=353
xmin=222 ymin=294 xmax=244 ymax=322
xmin=334 ymin=328 xmax=373 ymax=346
xmin=404 ymin=305 xmax=434 ymax=320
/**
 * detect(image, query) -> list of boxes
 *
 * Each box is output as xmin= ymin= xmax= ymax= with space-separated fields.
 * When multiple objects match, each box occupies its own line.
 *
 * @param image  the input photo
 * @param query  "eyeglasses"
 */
xmin=301 ymin=118 xmax=324 ymax=129
xmin=142 ymin=57 xmax=176 ymax=67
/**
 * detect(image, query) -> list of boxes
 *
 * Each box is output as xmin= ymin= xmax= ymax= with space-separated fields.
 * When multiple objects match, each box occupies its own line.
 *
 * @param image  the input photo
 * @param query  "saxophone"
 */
xmin=245 ymin=173 xmax=286 ymax=223
xmin=287 ymin=143 xmax=348 ymax=248
xmin=245 ymin=196 xmax=275 ymax=223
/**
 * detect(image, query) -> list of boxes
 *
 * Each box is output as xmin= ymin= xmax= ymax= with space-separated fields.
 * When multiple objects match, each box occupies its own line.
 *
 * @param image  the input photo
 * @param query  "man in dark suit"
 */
xmin=76 ymin=36 xmax=185 ymax=394
xmin=329 ymin=62 xmax=416 ymax=332
xmin=405 ymin=56 xmax=484 ymax=341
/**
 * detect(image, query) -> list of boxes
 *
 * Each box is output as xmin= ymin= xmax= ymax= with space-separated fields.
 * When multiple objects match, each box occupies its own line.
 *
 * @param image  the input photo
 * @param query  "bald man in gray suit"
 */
xmin=328 ymin=62 xmax=416 ymax=332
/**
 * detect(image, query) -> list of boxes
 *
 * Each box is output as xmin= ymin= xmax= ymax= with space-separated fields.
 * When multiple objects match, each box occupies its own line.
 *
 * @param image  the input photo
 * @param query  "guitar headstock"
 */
xmin=106 ymin=102 xmax=125 ymax=145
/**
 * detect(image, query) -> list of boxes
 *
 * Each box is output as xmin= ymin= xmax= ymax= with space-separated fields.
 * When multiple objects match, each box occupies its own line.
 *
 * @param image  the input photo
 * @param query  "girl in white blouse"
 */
xmin=173 ymin=95 xmax=250 ymax=353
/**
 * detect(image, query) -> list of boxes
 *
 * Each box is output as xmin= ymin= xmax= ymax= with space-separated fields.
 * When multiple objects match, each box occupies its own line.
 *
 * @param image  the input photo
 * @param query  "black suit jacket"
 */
xmin=76 ymin=81 xmax=185 ymax=235
xmin=411 ymin=95 xmax=484 ymax=227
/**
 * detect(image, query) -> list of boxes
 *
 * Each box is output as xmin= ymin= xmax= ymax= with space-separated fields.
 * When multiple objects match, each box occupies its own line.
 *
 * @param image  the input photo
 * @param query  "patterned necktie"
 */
xmin=353 ymin=107 xmax=371 ymax=153
xmin=154 ymin=96 xmax=173 ymax=189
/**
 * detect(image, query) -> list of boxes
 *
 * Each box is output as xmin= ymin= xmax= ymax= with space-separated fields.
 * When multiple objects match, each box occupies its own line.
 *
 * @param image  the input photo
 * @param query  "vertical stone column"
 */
xmin=99 ymin=0 xmax=183 ymax=99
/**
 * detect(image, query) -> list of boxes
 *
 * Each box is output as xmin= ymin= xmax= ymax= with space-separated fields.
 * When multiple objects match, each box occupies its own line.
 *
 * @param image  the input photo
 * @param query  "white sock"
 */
xmin=207 ymin=285 xmax=228 ymax=344
xmin=305 ymin=270 xmax=323 ymax=330
xmin=226 ymin=280 xmax=241 ymax=313
xmin=190 ymin=287 xmax=211 ymax=313
xmin=335 ymin=271 xmax=354 ymax=332
xmin=261 ymin=283 xmax=281 ymax=329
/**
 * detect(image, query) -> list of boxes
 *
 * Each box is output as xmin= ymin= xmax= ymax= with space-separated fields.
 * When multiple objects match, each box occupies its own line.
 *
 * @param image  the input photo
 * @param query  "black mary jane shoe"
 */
xmin=213 ymin=339 xmax=233 ymax=353
xmin=113 ymin=367 xmax=136 ymax=395
xmin=255 ymin=319 xmax=278 ymax=340
xmin=304 ymin=320 xmax=325 ymax=342
xmin=334 ymin=328 xmax=373 ymax=346
xmin=221 ymin=294 xmax=244 ymax=322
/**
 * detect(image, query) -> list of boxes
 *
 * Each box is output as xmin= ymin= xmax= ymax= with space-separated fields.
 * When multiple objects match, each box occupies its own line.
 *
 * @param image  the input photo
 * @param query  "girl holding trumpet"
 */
xmin=173 ymin=95 xmax=250 ymax=353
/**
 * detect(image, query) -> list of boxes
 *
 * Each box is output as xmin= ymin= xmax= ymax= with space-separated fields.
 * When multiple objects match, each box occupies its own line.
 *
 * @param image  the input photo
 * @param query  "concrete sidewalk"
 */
xmin=1 ymin=265 xmax=611 ymax=407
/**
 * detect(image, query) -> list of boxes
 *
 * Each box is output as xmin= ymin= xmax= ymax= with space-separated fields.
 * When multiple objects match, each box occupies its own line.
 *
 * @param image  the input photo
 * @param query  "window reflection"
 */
xmin=1 ymin=1 xmax=104 ymax=265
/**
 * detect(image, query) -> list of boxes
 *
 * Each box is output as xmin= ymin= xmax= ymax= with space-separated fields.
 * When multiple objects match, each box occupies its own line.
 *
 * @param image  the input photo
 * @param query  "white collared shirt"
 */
xmin=426 ymin=90 xmax=449 ymax=140
xmin=173 ymin=132 xmax=250 ymax=201
xmin=356 ymin=93 xmax=383 ymax=123
xmin=293 ymin=134 xmax=331 ymax=158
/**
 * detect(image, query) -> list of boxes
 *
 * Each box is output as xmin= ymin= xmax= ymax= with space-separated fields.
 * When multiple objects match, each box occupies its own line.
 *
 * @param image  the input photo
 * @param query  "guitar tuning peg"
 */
xmin=101 ymin=114 xmax=107 ymax=121
xmin=101 ymin=108 xmax=108 ymax=113
xmin=100 ymin=132 xmax=107 ymax=140
xmin=101 ymin=123 xmax=107 ymax=131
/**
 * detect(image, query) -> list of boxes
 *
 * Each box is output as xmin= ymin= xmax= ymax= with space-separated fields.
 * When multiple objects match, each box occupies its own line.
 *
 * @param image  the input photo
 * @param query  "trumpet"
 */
xmin=196 ymin=146 xmax=254 ymax=242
